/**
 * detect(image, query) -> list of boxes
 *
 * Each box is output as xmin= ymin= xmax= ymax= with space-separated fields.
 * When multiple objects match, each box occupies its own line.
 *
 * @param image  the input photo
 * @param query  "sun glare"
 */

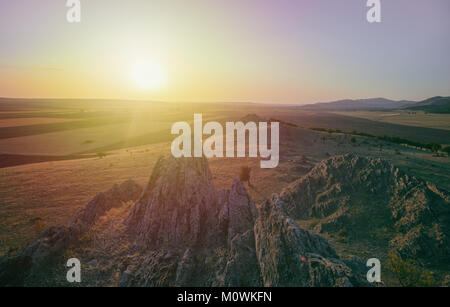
xmin=132 ymin=60 xmax=166 ymax=91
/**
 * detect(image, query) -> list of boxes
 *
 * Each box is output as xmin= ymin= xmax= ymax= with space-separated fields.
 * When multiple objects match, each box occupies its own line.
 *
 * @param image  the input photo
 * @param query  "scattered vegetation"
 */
xmin=309 ymin=127 xmax=445 ymax=153
xmin=266 ymin=118 xmax=446 ymax=154
xmin=387 ymin=253 xmax=438 ymax=287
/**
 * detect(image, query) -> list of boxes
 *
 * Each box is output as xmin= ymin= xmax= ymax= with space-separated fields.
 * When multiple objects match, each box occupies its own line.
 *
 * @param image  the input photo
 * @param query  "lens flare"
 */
xmin=132 ymin=60 xmax=166 ymax=91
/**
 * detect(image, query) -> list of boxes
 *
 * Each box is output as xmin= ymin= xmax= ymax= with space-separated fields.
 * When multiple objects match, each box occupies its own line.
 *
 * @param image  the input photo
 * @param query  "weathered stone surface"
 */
xmin=254 ymin=194 xmax=366 ymax=286
xmin=280 ymin=154 xmax=450 ymax=264
xmin=1 ymin=155 xmax=380 ymax=287
xmin=121 ymin=161 xmax=262 ymax=286
xmin=221 ymin=179 xmax=257 ymax=246
xmin=125 ymin=156 xmax=222 ymax=248
xmin=221 ymin=230 xmax=262 ymax=286
xmin=73 ymin=179 xmax=142 ymax=229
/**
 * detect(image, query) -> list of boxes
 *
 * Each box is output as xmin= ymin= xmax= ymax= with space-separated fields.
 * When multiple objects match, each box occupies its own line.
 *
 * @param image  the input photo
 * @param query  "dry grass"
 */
xmin=0 ymin=102 xmax=449 ymax=262
xmin=0 ymin=117 xmax=74 ymax=128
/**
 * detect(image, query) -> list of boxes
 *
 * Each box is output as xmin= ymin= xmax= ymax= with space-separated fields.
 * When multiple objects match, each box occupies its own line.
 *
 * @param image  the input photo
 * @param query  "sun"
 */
xmin=132 ymin=60 xmax=166 ymax=91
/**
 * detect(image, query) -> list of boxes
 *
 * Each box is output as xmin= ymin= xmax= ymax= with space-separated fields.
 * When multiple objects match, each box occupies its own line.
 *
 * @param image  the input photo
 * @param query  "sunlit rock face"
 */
xmin=121 ymin=156 xmax=262 ymax=286
xmin=0 ymin=155 xmax=371 ymax=287
xmin=122 ymin=155 xmax=365 ymax=286
xmin=125 ymin=156 xmax=223 ymax=249
xmin=254 ymin=194 xmax=366 ymax=287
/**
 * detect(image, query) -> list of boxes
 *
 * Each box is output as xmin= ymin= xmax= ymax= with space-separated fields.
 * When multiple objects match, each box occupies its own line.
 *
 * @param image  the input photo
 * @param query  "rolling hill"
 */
xmin=299 ymin=98 xmax=416 ymax=111
xmin=405 ymin=96 xmax=450 ymax=114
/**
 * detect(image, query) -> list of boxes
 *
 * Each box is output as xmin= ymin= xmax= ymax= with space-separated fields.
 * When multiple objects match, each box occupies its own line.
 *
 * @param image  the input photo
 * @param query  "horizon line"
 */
xmin=0 ymin=95 xmax=448 ymax=106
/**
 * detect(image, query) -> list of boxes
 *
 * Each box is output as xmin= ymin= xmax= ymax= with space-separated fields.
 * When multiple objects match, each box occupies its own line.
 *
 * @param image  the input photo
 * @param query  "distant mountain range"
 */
xmin=299 ymin=98 xmax=416 ymax=111
xmin=404 ymin=96 xmax=450 ymax=114
xmin=299 ymin=96 xmax=450 ymax=114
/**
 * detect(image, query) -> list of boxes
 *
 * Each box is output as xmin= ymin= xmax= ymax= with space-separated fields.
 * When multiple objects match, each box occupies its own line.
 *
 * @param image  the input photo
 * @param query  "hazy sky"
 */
xmin=0 ymin=0 xmax=449 ymax=104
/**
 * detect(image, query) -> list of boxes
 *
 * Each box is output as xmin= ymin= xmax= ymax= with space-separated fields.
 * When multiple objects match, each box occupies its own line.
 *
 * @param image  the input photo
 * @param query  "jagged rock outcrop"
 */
xmin=120 ymin=156 xmax=262 ymax=286
xmin=119 ymin=156 xmax=365 ymax=286
xmin=1 ymin=155 xmax=369 ymax=287
xmin=219 ymin=179 xmax=257 ymax=246
xmin=74 ymin=179 xmax=142 ymax=230
xmin=280 ymin=154 xmax=450 ymax=264
xmin=125 ymin=156 xmax=224 ymax=248
xmin=255 ymin=194 xmax=367 ymax=286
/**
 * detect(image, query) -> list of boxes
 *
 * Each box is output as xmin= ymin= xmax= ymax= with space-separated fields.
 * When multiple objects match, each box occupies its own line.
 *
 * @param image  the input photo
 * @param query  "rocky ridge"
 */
xmin=3 ymin=154 xmax=441 ymax=286
xmin=280 ymin=154 xmax=450 ymax=265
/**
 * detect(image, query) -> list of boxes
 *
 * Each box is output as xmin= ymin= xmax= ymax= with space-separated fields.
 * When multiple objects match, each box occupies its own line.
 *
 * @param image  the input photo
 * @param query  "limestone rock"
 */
xmin=254 ymin=194 xmax=366 ymax=286
xmin=1 ymin=155 xmax=377 ymax=287
xmin=280 ymin=154 xmax=450 ymax=264
xmin=125 ymin=156 xmax=222 ymax=248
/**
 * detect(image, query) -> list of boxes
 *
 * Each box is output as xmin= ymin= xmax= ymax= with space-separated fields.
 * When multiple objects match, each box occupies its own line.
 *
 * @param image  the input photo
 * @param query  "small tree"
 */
xmin=239 ymin=166 xmax=251 ymax=185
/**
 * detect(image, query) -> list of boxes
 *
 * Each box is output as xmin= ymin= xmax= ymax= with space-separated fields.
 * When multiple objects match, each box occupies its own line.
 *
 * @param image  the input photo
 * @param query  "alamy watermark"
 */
xmin=367 ymin=0 xmax=382 ymax=23
xmin=64 ymin=257 xmax=381 ymax=284
xmin=66 ymin=0 xmax=81 ymax=23
xmin=171 ymin=114 xmax=279 ymax=169
xmin=366 ymin=258 xmax=382 ymax=283
xmin=66 ymin=1 xmax=382 ymax=24
xmin=66 ymin=258 xmax=81 ymax=283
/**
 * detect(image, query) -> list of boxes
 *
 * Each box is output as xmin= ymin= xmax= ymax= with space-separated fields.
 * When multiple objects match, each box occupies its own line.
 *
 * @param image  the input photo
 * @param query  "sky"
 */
xmin=0 ymin=0 xmax=449 ymax=104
